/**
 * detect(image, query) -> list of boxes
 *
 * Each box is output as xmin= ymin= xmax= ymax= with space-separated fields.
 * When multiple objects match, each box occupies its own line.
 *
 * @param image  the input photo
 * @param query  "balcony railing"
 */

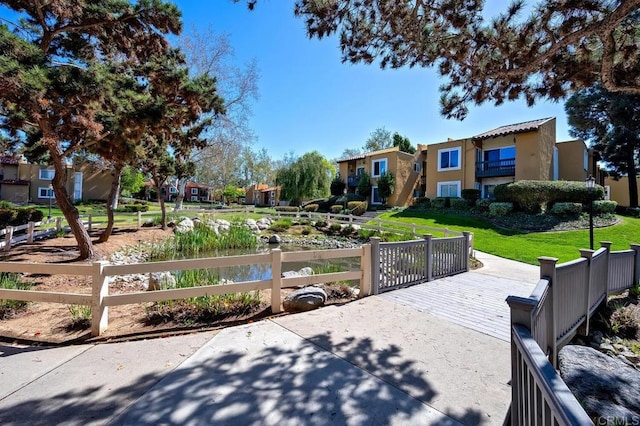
xmin=476 ymin=158 xmax=516 ymax=178
xmin=347 ymin=174 xmax=361 ymax=187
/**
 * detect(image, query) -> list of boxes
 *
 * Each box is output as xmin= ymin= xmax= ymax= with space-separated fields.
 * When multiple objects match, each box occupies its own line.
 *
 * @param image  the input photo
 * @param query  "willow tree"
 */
xmin=0 ymin=0 xmax=182 ymax=259
xmin=293 ymin=1 xmax=640 ymax=119
xmin=275 ymin=151 xmax=335 ymax=205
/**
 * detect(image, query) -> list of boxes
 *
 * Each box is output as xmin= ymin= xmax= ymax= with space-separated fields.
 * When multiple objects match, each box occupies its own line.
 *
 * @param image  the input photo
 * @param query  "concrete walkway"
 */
xmin=0 ymin=253 xmax=538 ymax=426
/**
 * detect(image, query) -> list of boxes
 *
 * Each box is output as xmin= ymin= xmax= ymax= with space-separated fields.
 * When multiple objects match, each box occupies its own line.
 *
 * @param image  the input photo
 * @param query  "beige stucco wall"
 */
xmin=1 ymin=185 xmax=29 ymax=204
xmin=386 ymin=151 xmax=421 ymax=206
xmin=557 ymin=140 xmax=588 ymax=182
xmin=510 ymin=118 xmax=556 ymax=181
xmin=0 ymin=164 xmax=19 ymax=180
xmin=426 ymin=138 xmax=474 ymax=198
xmin=78 ymin=164 xmax=112 ymax=201
xmin=606 ymin=176 xmax=639 ymax=207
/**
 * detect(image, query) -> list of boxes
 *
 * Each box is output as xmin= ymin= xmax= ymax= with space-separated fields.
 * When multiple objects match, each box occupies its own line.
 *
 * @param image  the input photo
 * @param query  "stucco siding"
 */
xmin=557 ymin=140 xmax=588 ymax=181
xmin=606 ymin=176 xmax=640 ymax=207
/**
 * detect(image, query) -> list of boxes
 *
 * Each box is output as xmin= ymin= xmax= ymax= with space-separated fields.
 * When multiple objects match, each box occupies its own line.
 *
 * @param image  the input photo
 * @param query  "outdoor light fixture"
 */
xmin=586 ymin=175 xmax=595 ymax=250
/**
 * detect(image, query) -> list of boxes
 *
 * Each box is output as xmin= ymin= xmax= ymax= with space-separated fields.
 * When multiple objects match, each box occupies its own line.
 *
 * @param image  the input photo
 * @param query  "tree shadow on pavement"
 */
xmin=0 ymin=327 xmax=488 ymax=425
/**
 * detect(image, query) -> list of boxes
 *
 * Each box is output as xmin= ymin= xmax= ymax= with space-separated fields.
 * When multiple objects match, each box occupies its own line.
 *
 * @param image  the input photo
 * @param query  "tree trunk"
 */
xmin=98 ymin=162 xmax=123 ymax=243
xmin=627 ymin=148 xmax=639 ymax=208
xmin=174 ymin=179 xmax=186 ymax=211
xmin=154 ymin=176 xmax=167 ymax=230
xmin=49 ymin=143 xmax=94 ymax=259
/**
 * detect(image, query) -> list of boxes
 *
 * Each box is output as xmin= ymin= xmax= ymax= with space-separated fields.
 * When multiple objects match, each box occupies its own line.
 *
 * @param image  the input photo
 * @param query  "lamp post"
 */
xmin=586 ymin=175 xmax=595 ymax=250
xmin=48 ymin=184 xmax=53 ymax=219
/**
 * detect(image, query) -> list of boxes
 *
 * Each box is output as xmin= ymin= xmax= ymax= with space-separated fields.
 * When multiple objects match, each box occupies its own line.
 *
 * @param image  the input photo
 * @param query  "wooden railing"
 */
xmin=506 ymin=242 xmax=640 ymax=424
xmin=0 ymin=245 xmax=372 ymax=337
xmin=370 ymin=233 xmax=471 ymax=294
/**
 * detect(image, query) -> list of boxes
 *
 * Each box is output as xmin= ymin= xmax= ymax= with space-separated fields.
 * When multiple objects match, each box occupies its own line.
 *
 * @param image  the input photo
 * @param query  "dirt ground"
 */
xmin=0 ymin=227 xmax=288 ymax=345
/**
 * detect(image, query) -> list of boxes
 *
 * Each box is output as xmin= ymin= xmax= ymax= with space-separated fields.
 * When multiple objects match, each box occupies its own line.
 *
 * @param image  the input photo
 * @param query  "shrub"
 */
xmin=0 ymin=209 xmax=16 ymax=227
xmin=340 ymin=224 xmax=355 ymax=236
xmin=330 ymin=205 xmax=343 ymax=213
xmin=329 ymin=223 xmax=342 ymax=232
xmin=461 ymin=189 xmax=481 ymax=205
xmin=431 ymin=197 xmax=448 ymax=209
xmin=0 ymin=201 xmax=14 ymax=209
xmin=413 ymin=197 xmax=430 ymax=208
xmin=348 ymin=201 xmax=367 ymax=216
xmin=450 ymin=198 xmax=469 ymax=210
xmin=11 ymin=208 xmax=43 ymax=225
xmin=489 ymin=202 xmax=513 ymax=217
xmin=301 ymin=226 xmax=313 ymax=235
xmin=626 ymin=207 xmax=640 ymax=218
xmin=330 ymin=174 xmax=346 ymax=196
xmin=593 ymin=200 xmax=617 ymax=214
xmin=0 ymin=273 xmax=30 ymax=319
xmin=475 ymin=198 xmax=492 ymax=212
xmin=275 ymin=206 xmax=299 ymax=212
xmin=303 ymin=204 xmax=319 ymax=212
xmin=550 ymin=202 xmax=583 ymax=216
xmin=270 ymin=219 xmax=292 ymax=232
xmin=610 ymin=305 xmax=639 ymax=339
xmin=30 ymin=209 xmax=44 ymax=222
xmin=494 ymin=180 xmax=605 ymax=213
xmin=314 ymin=219 xmax=328 ymax=228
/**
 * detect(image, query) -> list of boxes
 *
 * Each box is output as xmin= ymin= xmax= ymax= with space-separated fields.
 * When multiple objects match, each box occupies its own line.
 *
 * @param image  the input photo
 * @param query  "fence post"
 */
xmin=377 ymin=219 xmax=381 ymax=233
xmin=462 ymin=231 xmax=471 ymax=272
xmin=539 ymin=256 xmax=559 ymax=366
xmin=505 ymin=295 xmax=537 ymax=425
xmin=444 ymin=227 xmax=449 ymax=237
xmin=371 ymin=237 xmax=380 ymax=294
xmin=271 ymin=249 xmax=282 ymax=313
xmin=4 ymin=226 xmax=13 ymax=251
xmin=56 ymin=217 xmax=62 ymax=232
xmin=360 ymin=244 xmax=372 ymax=297
xmin=579 ymin=249 xmax=594 ymax=335
xmin=27 ymin=221 xmax=35 ymax=244
xmin=137 ymin=211 xmax=142 ymax=229
xmin=411 ymin=223 xmax=416 ymax=237
xmin=91 ymin=261 xmax=109 ymax=336
xmin=631 ymin=244 xmax=640 ymax=287
xmin=424 ymin=234 xmax=433 ymax=281
xmin=88 ymin=214 xmax=93 ymax=232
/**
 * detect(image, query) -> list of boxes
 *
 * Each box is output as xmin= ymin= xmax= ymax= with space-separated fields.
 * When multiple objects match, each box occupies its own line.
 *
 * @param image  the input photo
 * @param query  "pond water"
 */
xmin=177 ymin=243 xmax=361 ymax=284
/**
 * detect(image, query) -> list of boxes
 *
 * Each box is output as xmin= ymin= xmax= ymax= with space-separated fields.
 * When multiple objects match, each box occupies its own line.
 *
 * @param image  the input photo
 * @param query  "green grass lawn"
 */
xmin=378 ymin=210 xmax=640 ymax=265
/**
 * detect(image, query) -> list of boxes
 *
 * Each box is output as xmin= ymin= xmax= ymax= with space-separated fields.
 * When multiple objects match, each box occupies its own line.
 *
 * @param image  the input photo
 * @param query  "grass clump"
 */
xmin=68 ymin=305 xmax=91 ymax=329
xmin=145 ymin=269 xmax=263 ymax=325
xmin=0 ymin=273 xmax=30 ymax=319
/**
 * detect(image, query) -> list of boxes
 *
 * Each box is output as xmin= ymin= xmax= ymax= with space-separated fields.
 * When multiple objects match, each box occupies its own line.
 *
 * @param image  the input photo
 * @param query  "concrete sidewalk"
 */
xmin=0 ymin=253 xmax=537 ymax=425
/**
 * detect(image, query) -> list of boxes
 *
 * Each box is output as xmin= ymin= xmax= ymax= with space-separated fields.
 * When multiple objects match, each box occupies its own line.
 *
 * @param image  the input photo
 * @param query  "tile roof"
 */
xmin=0 ymin=179 xmax=29 ymax=185
xmin=472 ymin=117 xmax=554 ymax=140
xmin=336 ymin=153 xmax=366 ymax=163
xmin=0 ymin=155 xmax=19 ymax=165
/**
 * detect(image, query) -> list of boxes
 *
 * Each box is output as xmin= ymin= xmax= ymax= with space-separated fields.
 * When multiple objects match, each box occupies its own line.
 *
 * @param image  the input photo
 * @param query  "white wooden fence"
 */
xmin=0 ymin=246 xmax=372 ymax=337
xmin=506 ymin=242 xmax=640 ymax=424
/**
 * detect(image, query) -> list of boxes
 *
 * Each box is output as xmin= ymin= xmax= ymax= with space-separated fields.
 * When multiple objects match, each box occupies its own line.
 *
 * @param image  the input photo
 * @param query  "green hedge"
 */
xmin=475 ymin=198 xmax=491 ymax=212
xmin=330 ymin=205 xmax=343 ymax=214
xmin=494 ymin=180 xmax=605 ymax=213
xmin=489 ymin=202 xmax=513 ymax=217
xmin=0 ymin=208 xmax=44 ymax=228
xmin=275 ymin=206 xmax=299 ymax=212
xmin=431 ymin=197 xmax=450 ymax=209
xmin=461 ymin=189 xmax=480 ymax=204
xmin=303 ymin=204 xmax=319 ymax=212
xmin=593 ymin=200 xmax=617 ymax=214
xmin=413 ymin=197 xmax=430 ymax=208
xmin=550 ymin=202 xmax=583 ymax=216
xmin=347 ymin=201 xmax=367 ymax=216
xmin=450 ymin=198 xmax=470 ymax=210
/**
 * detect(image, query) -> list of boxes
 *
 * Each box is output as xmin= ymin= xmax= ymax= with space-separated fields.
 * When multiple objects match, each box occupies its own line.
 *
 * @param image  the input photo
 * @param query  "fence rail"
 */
xmin=0 ymin=245 xmax=372 ymax=337
xmin=506 ymin=242 xmax=640 ymax=424
xmin=371 ymin=233 xmax=471 ymax=294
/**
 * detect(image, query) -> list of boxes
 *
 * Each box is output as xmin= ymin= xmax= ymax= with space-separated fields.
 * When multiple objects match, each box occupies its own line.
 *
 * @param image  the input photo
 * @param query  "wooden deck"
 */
xmin=380 ymin=271 xmax=536 ymax=342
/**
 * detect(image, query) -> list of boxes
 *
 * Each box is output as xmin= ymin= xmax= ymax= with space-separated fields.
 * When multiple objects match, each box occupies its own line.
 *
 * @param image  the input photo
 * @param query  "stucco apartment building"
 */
xmin=338 ymin=117 xmax=610 ymax=207
xmin=245 ymin=184 xmax=281 ymax=207
xmin=0 ymin=156 xmax=111 ymax=205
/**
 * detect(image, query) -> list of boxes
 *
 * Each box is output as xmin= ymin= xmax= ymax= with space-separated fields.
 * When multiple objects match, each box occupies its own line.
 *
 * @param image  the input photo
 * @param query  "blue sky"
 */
xmin=176 ymin=1 xmax=575 ymax=161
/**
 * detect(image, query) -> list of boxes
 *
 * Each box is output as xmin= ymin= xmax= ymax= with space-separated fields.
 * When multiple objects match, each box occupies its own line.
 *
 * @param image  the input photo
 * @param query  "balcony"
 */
xmin=476 ymin=158 xmax=516 ymax=178
xmin=347 ymin=174 xmax=361 ymax=187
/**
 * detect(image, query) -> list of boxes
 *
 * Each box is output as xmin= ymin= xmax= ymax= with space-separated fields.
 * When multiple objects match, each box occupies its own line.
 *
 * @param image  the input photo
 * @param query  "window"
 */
xmin=483 ymin=185 xmax=497 ymax=199
xmin=437 ymin=181 xmax=460 ymax=197
xmin=39 ymin=169 xmax=55 ymax=180
xmin=371 ymin=186 xmax=382 ymax=204
xmin=38 ymin=187 xmax=55 ymax=199
xmin=169 ymin=186 xmax=178 ymax=194
xmin=413 ymin=162 xmax=421 ymax=173
xmin=438 ymin=148 xmax=461 ymax=171
xmin=372 ymin=159 xmax=387 ymax=177
xmin=583 ymin=149 xmax=589 ymax=171
xmin=190 ymin=196 xmax=198 ymax=202
xmin=356 ymin=167 xmax=365 ymax=176
xmin=191 ymin=188 xmax=198 ymax=195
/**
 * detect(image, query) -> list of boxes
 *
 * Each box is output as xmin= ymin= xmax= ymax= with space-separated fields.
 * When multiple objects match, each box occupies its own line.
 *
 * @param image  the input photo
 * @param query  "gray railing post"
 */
xmin=462 ymin=231 xmax=471 ymax=272
xmin=4 ymin=226 xmax=13 ymax=251
xmin=360 ymin=244 xmax=372 ymax=298
xmin=371 ymin=237 xmax=381 ymax=294
xmin=579 ymin=249 xmax=594 ymax=335
xmin=91 ymin=260 xmax=109 ymax=336
xmin=424 ymin=234 xmax=433 ymax=281
xmin=599 ymin=241 xmax=612 ymax=299
xmin=505 ymin=295 xmax=537 ymax=425
xmin=631 ymin=243 xmax=640 ymax=287
xmin=539 ymin=256 xmax=559 ymax=365
xmin=27 ymin=221 xmax=35 ymax=244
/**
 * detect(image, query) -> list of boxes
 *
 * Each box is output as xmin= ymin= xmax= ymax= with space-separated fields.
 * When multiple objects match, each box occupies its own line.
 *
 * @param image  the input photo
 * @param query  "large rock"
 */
xmin=281 ymin=267 xmax=314 ymax=279
xmin=268 ymin=234 xmax=281 ymax=244
xmin=146 ymin=272 xmax=177 ymax=291
xmin=559 ymin=345 xmax=640 ymax=424
xmin=256 ymin=218 xmax=271 ymax=230
xmin=245 ymin=218 xmax=259 ymax=232
xmin=283 ymin=287 xmax=327 ymax=312
xmin=174 ymin=217 xmax=194 ymax=234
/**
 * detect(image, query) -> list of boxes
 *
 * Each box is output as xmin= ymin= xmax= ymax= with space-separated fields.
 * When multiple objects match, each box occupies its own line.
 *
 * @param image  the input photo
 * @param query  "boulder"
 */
xmin=559 ymin=345 xmax=640 ymax=424
xmin=283 ymin=287 xmax=327 ymax=312
xmin=245 ymin=219 xmax=259 ymax=232
xmin=256 ymin=218 xmax=271 ymax=230
xmin=146 ymin=272 xmax=177 ymax=291
xmin=268 ymin=234 xmax=281 ymax=244
xmin=174 ymin=217 xmax=194 ymax=234
xmin=281 ymin=267 xmax=314 ymax=279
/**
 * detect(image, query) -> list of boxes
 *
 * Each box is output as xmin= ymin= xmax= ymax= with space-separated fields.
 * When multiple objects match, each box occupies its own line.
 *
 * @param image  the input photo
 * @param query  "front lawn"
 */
xmin=378 ymin=210 xmax=640 ymax=265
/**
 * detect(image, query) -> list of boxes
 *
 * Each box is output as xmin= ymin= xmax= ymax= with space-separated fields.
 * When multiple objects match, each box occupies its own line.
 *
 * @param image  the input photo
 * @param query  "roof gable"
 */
xmin=473 ymin=117 xmax=554 ymax=140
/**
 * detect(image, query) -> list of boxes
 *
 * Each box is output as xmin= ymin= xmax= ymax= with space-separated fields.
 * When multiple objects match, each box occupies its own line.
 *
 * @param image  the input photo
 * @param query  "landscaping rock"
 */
xmin=559 ymin=345 xmax=640 ymax=424
xmin=147 ymin=272 xmax=176 ymax=291
xmin=283 ymin=287 xmax=327 ymax=312
xmin=174 ymin=218 xmax=194 ymax=234
xmin=245 ymin=219 xmax=259 ymax=232
xmin=256 ymin=218 xmax=271 ymax=230
xmin=268 ymin=234 xmax=281 ymax=244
